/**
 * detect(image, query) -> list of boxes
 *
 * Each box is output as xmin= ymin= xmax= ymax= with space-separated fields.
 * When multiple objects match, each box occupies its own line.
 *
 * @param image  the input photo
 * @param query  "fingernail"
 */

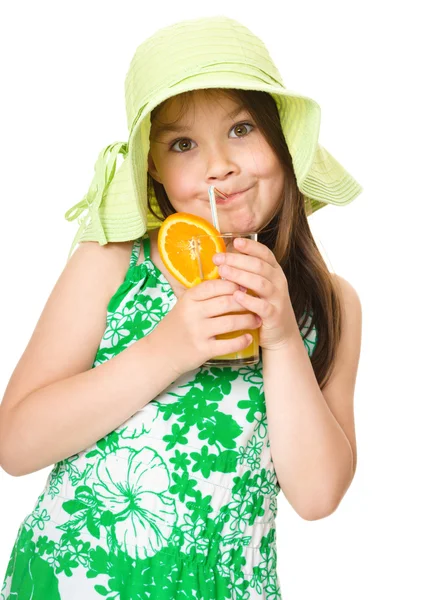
xmin=239 ymin=286 xmax=247 ymax=292
xmin=212 ymin=254 xmax=224 ymax=265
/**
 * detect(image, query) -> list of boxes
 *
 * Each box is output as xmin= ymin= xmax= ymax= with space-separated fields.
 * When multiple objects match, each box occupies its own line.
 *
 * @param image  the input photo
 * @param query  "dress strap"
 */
xmin=129 ymin=232 xmax=150 ymax=268
xmin=143 ymin=234 xmax=151 ymax=260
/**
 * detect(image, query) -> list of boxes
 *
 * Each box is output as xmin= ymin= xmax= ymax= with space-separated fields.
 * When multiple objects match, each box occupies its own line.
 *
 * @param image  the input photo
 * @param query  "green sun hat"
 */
xmin=64 ymin=15 xmax=362 ymax=259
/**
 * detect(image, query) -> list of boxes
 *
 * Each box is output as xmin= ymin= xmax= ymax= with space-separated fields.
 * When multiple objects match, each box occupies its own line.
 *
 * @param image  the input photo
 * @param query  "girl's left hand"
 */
xmin=212 ymin=236 xmax=299 ymax=351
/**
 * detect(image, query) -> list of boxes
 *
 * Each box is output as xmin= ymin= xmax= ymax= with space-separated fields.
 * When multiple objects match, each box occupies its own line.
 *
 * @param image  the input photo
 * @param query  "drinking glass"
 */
xmin=193 ymin=232 xmax=260 ymax=367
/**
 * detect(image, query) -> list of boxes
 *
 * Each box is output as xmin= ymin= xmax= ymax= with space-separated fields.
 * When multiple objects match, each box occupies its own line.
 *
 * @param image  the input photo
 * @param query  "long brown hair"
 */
xmin=147 ymin=89 xmax=342 ymax=390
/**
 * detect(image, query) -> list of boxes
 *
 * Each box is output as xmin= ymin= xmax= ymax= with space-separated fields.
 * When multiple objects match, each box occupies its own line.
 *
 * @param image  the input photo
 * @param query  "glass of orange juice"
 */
xmin=193 ymin=232 xmax=260 ymax=367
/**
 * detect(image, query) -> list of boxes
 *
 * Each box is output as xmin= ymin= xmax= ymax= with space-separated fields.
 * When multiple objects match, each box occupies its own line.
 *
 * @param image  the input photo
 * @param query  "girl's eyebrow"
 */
xmin=153 ymin=104 xmax=249 ymax=138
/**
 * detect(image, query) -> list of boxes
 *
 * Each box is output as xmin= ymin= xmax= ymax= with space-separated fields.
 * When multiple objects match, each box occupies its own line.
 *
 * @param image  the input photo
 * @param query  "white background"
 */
xmin=0 ymin=1 xmax=420 ymax=599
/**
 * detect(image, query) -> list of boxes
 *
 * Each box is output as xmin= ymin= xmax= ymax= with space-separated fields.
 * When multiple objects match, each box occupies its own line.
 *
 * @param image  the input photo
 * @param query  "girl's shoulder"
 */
xmin=80 ymin=231 xmax=154 ymax=283
xmin=80 ymin=233 xmax=156 ymax=287
xmin=0 ymin=239 xmax=141 ymax=430
xmin=76 ymin=240 xmax=136 ymax=295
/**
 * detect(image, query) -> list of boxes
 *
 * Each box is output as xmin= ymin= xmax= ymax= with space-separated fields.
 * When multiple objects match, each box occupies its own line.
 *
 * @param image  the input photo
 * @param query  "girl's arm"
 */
xmin=0 ymin=241 xmax=179 ymax=477
xmin=262 ymin=275 xmax=361 ymax=520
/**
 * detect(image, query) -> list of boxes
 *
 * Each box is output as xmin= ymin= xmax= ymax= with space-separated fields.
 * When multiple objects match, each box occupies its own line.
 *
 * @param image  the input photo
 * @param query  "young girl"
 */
xmin=0 ymin=15 xmax=362 ymax=600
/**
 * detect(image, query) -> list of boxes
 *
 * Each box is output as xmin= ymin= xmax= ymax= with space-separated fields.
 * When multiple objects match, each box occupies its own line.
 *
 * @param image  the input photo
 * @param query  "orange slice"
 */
xmin=157 ymin=213 xmax=227 ymax=288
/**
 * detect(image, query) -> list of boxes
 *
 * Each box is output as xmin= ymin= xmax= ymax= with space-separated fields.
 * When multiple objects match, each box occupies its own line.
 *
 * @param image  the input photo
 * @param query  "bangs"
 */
xmin=150 ymin=88 xmax=247 ymax=133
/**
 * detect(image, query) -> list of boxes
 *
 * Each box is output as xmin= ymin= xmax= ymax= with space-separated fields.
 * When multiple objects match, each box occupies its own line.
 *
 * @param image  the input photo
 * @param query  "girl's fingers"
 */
xmin=232 ymin=237 xmax=279 ymax=269
xmin=218 ymin=265 xmax=269 ymax=298
xmin=214 ymin=253 xmax=272 ymax=280
xmin=233 ymin=289 xmax=262 ymax=316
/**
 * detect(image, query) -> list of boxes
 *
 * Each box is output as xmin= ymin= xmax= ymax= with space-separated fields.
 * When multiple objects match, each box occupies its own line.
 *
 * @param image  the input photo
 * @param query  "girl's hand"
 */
xmin=150 ymin=279 xmax=262 ymax=376
xmin=212 ymin=237 xmax=298 ymax=351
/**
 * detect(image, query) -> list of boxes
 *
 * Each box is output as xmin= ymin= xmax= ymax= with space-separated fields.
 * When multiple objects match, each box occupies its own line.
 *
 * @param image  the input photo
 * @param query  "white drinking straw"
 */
xmin=208 ymin=185 xmax=220 ymax=232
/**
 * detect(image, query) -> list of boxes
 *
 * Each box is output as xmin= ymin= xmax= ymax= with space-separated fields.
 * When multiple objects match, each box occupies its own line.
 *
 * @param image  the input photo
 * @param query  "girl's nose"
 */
xmin=205 ymin=149 xmax=240 ymax=181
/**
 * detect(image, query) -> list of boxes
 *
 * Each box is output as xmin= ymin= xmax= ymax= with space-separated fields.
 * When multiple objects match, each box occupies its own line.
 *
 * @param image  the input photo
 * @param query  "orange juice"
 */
xmin=156 ymin=217 xmax=260 ymax=366
xmin=212 ymin=328 xmax=260 ymax=361
xmin=192 ymin=231 xmax=260 ymax=367
xmin=206 ymin=290 xmax=260 ymax=366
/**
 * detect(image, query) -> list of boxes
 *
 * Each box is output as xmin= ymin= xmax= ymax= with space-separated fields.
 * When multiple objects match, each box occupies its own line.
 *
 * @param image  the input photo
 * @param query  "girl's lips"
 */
xmin=215 ymin=187 xmax=250 ymax=204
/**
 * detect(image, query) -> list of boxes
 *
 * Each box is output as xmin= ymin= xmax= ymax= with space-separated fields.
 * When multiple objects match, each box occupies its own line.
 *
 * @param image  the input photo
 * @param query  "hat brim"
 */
xmin=76 ymin=74 xmax=362 ymax=244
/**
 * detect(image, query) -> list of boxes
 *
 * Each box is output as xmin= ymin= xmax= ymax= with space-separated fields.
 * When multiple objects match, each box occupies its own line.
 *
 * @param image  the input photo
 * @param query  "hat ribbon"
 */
xmin=64 ymin=141 xmax=128 ymax=258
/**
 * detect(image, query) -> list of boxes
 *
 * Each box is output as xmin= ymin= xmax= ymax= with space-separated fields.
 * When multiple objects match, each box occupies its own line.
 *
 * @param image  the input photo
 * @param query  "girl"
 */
xmin=0 ymin=15 xmax=362 ymax=600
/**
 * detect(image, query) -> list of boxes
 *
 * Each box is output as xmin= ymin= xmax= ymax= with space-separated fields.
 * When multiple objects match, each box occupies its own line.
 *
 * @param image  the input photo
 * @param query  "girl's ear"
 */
xmin=147 ymin=152 xmax=163 ymax=184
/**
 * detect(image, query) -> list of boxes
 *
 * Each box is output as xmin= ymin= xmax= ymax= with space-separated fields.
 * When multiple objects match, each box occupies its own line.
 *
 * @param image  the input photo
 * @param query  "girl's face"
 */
xmin=148 ymin=90 xmax=285 ymax=233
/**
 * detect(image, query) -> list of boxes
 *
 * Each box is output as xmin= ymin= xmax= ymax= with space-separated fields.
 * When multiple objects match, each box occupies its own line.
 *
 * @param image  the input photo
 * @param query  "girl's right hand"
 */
xmin=149 ymin=279 xmax=262 ymax=375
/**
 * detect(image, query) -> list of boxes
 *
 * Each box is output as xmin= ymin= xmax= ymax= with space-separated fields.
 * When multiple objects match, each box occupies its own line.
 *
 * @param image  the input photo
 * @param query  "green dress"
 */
xmin=1 ymin=233 xmax=318 ymax=600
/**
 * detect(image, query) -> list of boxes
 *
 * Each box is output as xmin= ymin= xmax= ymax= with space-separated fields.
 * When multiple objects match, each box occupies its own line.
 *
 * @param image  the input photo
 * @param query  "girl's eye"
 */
xmin=170 ymin=139 xmax=197 ymax=153
xmin=229 ymin=122 xmax=254 ymax=138
xmin=169 ymin=122 xmax=254 ymax=153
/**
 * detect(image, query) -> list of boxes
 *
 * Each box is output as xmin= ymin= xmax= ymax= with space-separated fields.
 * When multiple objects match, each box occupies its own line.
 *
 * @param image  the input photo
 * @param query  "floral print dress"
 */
xmin=1 ymin=232 xmax=318 ymax=600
